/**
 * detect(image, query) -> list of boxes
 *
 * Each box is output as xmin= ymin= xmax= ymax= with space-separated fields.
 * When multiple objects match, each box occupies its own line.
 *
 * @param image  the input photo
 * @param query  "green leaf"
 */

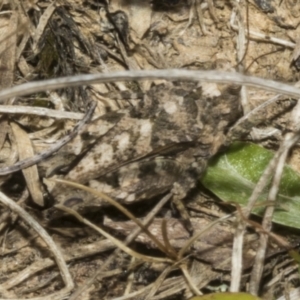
xmin=201 ymin=142 xmax=300 ymax=229
xmin=190 ymin=292 xmax=262 ymax=300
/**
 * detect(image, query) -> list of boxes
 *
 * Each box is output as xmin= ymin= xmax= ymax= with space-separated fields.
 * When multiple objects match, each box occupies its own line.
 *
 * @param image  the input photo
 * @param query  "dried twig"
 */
xmin=249 ymin=132 xmax=300 ymax=294
xmin=230 ymin=147 xmax=282 ymax=291
xmin=0 ymin=191 xmax=73 ymax=300
xmin=249 ymin=100 xmax=300 ymax=294
xmin=0 ymin=239 xmax=116 ymax=291
xmin=231 ymin=99 xmax=300 ymax=292
xmin=230 ymin=8 xmax=294 ymax=49
xmin=0 ymin=105 xmax=86 ymax=119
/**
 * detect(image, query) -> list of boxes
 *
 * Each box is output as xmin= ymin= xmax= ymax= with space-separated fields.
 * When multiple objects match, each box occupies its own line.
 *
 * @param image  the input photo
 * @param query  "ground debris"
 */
xmin=0 ymin=0 xmax=299 ymax=299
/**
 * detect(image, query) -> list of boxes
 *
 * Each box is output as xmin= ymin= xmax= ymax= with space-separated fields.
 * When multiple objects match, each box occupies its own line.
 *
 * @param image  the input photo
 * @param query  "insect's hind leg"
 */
xmin=171 ymin=181 xmax=194 ymax=233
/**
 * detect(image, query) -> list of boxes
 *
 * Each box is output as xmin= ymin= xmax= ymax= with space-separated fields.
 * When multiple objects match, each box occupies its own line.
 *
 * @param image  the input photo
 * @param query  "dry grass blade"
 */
xmin=230 ymin=147 xmax=283 ymax=291
xmin=161 ymin=219 xmax=177 ymax=258
xmin=67 ymin=193 xmax=172 ymax=300
xmin=230 ymin=216 xmax=244 ymax=292
xmin=111 ymin=285 xmax=153 ymax=300
xmin=144 ymin=265 xmax=175 ymax=300
xmin=52 ymin=178 xmax=173 ymax=257
xmin=0 ymin=191 xmax=73 ymax=300
xmin=180 ymin=263 xmax=202 ymax=296
xmin=227 ymin=94 xmax=293 ymax=141
xmin=249 ymin=111 xmax=300 ymax=294
xmin=56 ymin=204 xmax=172 ymax=264
xmin=178 ymin=213 xmax=233 ymax=259
xmin=232 ymin=98 xmax=300 ymax=292
xmin=32 ymin=2 xmax=56 ymax=54
xmin=0 ymin=101 xmax=96 ymax=175
xmin=10 ymin=122 xmax=44 ymax=206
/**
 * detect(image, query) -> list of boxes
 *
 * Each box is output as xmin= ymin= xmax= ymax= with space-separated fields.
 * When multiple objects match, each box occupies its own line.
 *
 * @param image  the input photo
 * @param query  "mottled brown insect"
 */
xmin=44 ymin=81 xmax=242 ymax=228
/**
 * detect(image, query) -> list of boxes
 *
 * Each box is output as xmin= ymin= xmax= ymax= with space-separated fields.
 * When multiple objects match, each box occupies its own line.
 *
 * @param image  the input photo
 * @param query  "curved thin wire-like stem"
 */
xmin=52 ymin=178 xmax=174 ymax=257
xmin=1 ymin=70 xmax=300 ymax=102
xmin=68 ymin=193 xmax=172 ymax=300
